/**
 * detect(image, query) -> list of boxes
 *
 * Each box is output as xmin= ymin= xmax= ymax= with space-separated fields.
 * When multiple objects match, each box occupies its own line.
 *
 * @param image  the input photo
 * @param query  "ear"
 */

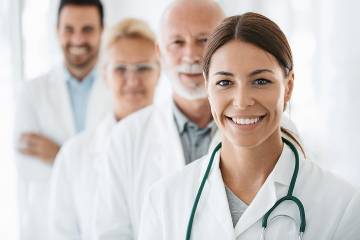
xmin=284 ymin=71 xmax=294 ymax=103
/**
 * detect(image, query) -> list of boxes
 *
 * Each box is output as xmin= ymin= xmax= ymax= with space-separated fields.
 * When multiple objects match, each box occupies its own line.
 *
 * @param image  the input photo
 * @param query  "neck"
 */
xmin=173 ymin=94 xmax=212 ymax=128
xmin=66 ymin=60 xmax=96 ymax=81
xmin=220 ymin=129 xmax=283 ymax=204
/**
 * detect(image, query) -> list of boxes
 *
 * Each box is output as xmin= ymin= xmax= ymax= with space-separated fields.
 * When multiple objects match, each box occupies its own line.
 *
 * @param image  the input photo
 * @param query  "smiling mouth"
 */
xmin=226 ymin=115 xmax=266 ymax=127
xmin=68 ymin=46 xmax=89 ymax=56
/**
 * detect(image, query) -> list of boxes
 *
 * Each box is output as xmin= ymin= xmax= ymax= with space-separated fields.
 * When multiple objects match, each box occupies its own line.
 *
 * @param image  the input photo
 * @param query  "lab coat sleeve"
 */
xmin=93 ymin=135 xmax=134 ymax=240
xmin=137 ymin=188 xmax=163 ymax=240
xmin=332 ymin=192 xmax=360 ymax=239
xmin=48 ymin=142 xmax=80 ymax=240
xmin=14 ymin=81 xmax=51 ymax=181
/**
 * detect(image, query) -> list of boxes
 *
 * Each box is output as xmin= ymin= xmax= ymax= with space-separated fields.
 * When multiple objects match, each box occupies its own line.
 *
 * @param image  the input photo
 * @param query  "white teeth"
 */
xmin=176 ymin=63 xmax=203 ymax=74
xmin=231 ymin=117 xmax=260 ymax=125
xmin=69 ymin=47 xmax=87 ymax=56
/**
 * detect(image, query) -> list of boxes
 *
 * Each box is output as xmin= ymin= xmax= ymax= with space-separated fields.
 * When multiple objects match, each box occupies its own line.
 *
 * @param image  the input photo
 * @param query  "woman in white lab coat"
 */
xmin=138 ymin=12 xmax=360 ymax=240
xmin=48 ymin=18 xmax=160 ymax=239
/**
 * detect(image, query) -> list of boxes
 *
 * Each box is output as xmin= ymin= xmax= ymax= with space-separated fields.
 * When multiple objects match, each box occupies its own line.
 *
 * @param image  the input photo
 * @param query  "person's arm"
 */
xmin=14 ymin=82 xmax=54 ymax=180
xmin=48 ymin=141 xmax=80 ymax=240
xmin=19 ymin=133 xmax=60 ymax=164
xmin=332 ymin=192 xmax=360 ymax=239
xmin=92 ymin=133 xmax=134 ymax=240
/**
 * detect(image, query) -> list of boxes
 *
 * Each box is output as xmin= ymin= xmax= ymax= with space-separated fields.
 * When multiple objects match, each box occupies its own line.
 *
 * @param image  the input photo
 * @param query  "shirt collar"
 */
xmin=269 ymin=138 xmax=304 ymax=187
xmin=172 ymin=101 xmax=217 ymax=134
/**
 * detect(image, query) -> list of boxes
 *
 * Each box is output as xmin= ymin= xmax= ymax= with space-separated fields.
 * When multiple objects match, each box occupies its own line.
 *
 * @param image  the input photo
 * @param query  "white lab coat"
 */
xmin=93 ymin=101 xmax=210 ymax=240
xmin=49 ymin=114 xmax=116 ymax=240
xmin=93 ymin=100 xmax=298 ymax=240
xmin=14 ymin=64 xmax=111 ymax=240
xmin=138 ymin=137 xmax=360 ymax=240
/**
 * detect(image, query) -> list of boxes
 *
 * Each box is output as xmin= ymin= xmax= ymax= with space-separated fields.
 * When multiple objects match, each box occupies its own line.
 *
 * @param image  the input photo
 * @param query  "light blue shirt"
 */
xmin=64 ymin=67 xmax=96 ymax=133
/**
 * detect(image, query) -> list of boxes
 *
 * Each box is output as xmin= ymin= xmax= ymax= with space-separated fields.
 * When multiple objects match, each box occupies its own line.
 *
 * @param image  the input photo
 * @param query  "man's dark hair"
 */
xmin=57 ymin=0 xmax=104 ymax=27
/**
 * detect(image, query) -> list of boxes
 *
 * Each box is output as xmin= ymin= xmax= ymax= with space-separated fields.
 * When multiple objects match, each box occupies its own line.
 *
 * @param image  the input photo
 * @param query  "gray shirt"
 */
xmin=173 ymin=103 xmax=217 ymax=165
xmin=225 ymin=186 xmax=248 ymax=227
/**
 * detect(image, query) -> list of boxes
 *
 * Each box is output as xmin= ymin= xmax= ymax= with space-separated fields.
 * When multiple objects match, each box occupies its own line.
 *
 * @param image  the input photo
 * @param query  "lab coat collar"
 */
xmin=90 ymin=114 xmax=117 ymax=170
xmin=200 ymin=137 xmax=298 ymax=237
xmin=50 ymin=65 xmax=76 ymax=135
xmin=155 ymin=99 xmax=220 ymax=167
xmin=235 ymin=143 xmax=296 ymax=236
xmin=92 ymin=114 xmax=117 ymax=155
xmin=204 ymin=148 xmax=236 ymax=238
xmin=49 ymin=64 xmax=106 ymax=136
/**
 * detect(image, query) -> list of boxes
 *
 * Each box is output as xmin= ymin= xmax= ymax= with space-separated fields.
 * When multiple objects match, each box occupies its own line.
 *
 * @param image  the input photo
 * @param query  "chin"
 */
xmin=229 ymin=136 xmax=264 ymax=149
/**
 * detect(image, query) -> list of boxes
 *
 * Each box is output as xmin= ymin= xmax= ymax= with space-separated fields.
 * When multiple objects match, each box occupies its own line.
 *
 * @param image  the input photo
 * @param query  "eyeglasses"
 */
xmin=108 ymin=62 xmax=159 ymax=76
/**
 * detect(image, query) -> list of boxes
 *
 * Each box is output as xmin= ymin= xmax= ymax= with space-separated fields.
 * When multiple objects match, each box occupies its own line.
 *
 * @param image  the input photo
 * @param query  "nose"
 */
xmin=182 ymin=42 xmax=202 ymax=64
xmin=71 ymin=31 xmax=86 ymax=45
xmin=233 ymin=84 xmax=255 ymax=109
xmin=125 ymin=71 xmax=141 ymax=87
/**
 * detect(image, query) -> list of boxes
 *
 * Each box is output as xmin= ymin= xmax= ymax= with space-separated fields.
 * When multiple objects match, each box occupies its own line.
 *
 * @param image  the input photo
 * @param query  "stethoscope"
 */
xmin=185 ymin=137 xmax=306 ymax=240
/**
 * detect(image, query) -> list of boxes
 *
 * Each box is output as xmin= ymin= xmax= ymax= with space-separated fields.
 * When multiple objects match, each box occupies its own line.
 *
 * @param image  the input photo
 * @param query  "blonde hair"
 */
xmin=103 ymin=18 xmax=156 ymax=50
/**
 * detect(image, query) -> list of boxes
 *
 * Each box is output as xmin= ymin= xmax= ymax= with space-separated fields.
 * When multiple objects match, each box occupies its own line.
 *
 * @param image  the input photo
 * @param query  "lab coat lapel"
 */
xmin=161 ymin=99 xmax=220 ymax=169
xmin=86 ymin=74 xmax=111 ymax=129
xmin=203 ymin=150 xmax=235 ymax=239
xmin=50 ymin=65 xmax=76 ymax=136
xmin=93 ymin=115 xmax=116 ymax=153
xmin=92 ymin=114 xmax=116 ymax=168
xmin=234 ymin=143 xmax=294 ymax=237
xmin=162 ymin=101 xmax=186 ymax=169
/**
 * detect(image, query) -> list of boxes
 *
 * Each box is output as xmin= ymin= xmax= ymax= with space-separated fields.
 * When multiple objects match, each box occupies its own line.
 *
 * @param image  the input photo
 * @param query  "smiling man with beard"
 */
xmin=14 ymin=0 xmax=110 ymax=239
xmin=92 ymin=1 xmax=225 ymax=239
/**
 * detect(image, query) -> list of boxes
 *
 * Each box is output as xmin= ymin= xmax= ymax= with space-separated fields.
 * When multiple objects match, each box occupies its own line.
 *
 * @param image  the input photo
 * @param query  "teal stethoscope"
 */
xmin=186 ymin=137 xmax=306 ymax=240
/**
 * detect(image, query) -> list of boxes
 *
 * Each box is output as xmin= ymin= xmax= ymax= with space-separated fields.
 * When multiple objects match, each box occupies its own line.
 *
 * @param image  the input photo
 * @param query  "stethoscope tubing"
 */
xmin=185 ymin=137 xmax=306 ymax=240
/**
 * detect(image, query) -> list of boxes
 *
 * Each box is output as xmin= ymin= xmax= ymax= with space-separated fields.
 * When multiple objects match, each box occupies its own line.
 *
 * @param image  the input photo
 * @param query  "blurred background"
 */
xmin=1 ymin=0 xmax=359 ymax=238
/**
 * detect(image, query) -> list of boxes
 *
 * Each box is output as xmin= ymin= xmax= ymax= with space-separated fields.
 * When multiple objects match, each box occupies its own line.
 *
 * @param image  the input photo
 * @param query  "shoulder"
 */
xmin=17 ymin=68 xmax=59 ymax=97
xmin=301 ymin=161 xmax=360 ymax=237
xmin=26 ymin=68 xmax=58 ymax=86
xmin=149 ymin=155 xmax=206 ymax=204
xmin=300 ymin=158 xmax=359 ymax=208
xmin=111 ymin=103 xmax=169 ymax=141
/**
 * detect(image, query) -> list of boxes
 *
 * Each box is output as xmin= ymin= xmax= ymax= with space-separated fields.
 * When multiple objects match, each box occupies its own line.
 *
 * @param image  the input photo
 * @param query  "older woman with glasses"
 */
xmin=49 ymin=18 xmax=160 ymax=240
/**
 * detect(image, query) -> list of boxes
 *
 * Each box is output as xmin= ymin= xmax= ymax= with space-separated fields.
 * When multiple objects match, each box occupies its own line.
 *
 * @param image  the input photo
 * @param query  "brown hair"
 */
xmin=203 ymin=12 xmax=293 ymax=79
xmin=203 ymin=12 xmax=306 ymax=157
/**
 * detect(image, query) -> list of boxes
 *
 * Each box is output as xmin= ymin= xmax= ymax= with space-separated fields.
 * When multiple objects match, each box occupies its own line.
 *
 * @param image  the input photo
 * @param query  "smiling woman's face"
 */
xmin=207 ymin=40 xmax=294 ymax=148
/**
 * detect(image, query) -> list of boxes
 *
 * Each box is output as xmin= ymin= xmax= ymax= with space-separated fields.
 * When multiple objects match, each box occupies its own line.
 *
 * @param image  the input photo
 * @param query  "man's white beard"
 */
xmin=163 ymin=64 xmax=207 ymax=100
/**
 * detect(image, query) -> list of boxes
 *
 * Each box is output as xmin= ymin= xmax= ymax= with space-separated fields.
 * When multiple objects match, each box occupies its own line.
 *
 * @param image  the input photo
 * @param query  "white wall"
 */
xmin=2 ymin=0 xmax=360 ymax=238
xmin=0 ymin=0 xmax=21 ymax=239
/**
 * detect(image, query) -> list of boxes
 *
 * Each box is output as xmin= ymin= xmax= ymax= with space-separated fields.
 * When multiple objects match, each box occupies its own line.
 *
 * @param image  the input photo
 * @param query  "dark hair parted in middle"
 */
xmin=203 ymin=12 xmax=293 ymax=79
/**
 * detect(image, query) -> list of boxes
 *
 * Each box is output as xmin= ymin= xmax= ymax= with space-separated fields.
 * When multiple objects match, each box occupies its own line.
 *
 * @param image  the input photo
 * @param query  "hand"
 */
xmin=19 ymin=133 xmax=61 ymax=164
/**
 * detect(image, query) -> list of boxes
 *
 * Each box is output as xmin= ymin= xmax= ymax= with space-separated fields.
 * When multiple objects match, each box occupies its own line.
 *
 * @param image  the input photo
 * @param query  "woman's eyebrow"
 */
xmin=212 ymin=69 xmax=273 ymax=77
xmin=212 ymin=71 xmax=234 ymax=77
xmin=248 ymin=69 xmax=273 ymax=77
